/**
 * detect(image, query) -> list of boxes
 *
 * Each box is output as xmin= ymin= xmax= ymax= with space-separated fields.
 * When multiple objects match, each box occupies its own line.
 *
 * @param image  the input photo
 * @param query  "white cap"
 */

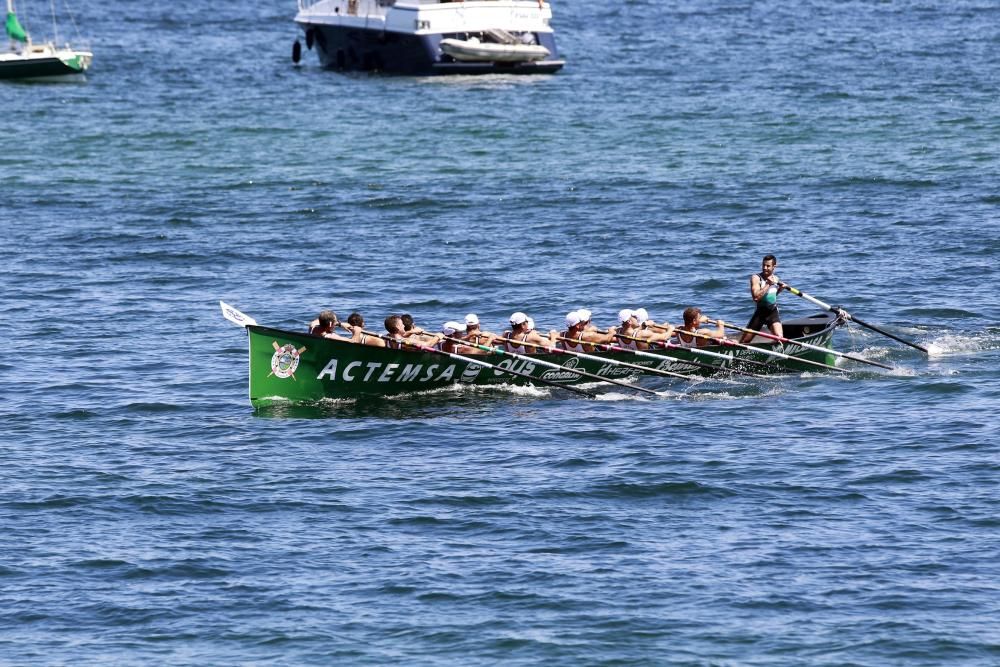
xmin=565 ymin=310 xmax=582 ymax=328
xmin=618 ymin=308 xmax=634 ymax=323
xmin=510 ymin=312 xmax=528 ymax=326
xmin=464 ymin=313 xmax=479 ymax=326
xmin=577 ymin=308 xmax=592 ymax=323
xmin=442 ymin=321 xmax=463 ymax=336
xmin=526 ymin=317 xmax=535 ymax=330
xmin=634 ymin=308 xmax=649 ymax=324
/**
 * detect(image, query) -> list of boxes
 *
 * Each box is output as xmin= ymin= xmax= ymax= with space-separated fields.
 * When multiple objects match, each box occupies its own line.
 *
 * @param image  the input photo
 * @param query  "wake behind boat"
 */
xmin=1 ymin=0 xmax=91 ymax=79
xmin=293 ymin=0 xmax=564 ymax=75
xmin=222 ymin=303 xmax=847 ymax=407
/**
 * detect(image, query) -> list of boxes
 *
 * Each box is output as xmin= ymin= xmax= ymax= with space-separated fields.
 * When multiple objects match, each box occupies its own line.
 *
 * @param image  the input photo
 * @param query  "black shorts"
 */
xmin=747 ymin=306 xmax=780 ymax=331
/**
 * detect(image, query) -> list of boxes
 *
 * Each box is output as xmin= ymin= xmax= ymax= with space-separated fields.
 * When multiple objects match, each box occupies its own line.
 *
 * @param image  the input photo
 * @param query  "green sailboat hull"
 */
xmin=0 ymin=55 xmax=84 ymax=78
xmin=243 ymin=313 xmax=843 ymax=407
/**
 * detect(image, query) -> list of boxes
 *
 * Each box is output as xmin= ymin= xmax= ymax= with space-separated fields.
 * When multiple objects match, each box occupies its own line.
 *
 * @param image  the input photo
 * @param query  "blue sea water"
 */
xmin=3 ymin=0 xmax=1000 ymax=663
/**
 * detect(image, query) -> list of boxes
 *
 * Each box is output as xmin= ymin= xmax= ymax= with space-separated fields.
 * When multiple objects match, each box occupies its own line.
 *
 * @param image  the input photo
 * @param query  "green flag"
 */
xmin=6 ymin=11 xmax=28 ymax=42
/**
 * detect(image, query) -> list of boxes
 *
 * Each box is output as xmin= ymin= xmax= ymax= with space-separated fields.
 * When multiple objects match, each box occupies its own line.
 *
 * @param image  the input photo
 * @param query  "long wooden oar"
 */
xmin=614 ymin=328 xmax=773 ymax=372
xmin=713 ymin=318 xmax=893 ymax=371
xmin=362 ymin=331 xmax=597 ymax=398
xmin=524 ymin=335 xmax=691 ymax=380
xmin=782 ymin=283 xmax=928 ymax=354
xmin=647 ymin=323 xmax=847 ymax=374
xmin=555 ymin=335 xmax=766 ymax=379
xmin=452 ymin=337 xmax=661 ymax=396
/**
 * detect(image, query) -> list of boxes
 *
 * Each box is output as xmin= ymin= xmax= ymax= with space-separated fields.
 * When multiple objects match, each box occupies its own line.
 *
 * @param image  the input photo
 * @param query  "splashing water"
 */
xmin=926 ymin=331 xmax=1000 ymax=357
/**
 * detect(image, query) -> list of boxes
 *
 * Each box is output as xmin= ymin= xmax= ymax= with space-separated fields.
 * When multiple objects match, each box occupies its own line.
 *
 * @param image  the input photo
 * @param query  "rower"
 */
xmin=398 ymin=312 xmax=448 ymax=346
xmin=673 ymin=307 xmax=725 ymax=348
xmin=561 ymin=311 xmax=586 ymax=351
xmin=616 ymin=309 xmax=675 ymax=350
xmin=347 ymin=312 xmax=385 ymax=347
xmin=577 ymin=308 xmax=600 ymax=334
xmin=463 ymin=313 xmax=499 ymax=350
xmin=308 ymin=310 xmax=351 ymax=341
xmin=400 ymin=313 xmax=425 ymax=336
xmin=614 ymin=310 xmax=641 ymax=350
xmin=439 ymin=322 xmax=466 ymax=353
xmin=505 ymin=312 xmax=556 ymax=353
xmin=387 ymin=314 xmax=443 ymax=349
xmin=561 ymin=310 xmax=615 ymax=352
xmin=383 ymin=315 xmax=407 ymax=349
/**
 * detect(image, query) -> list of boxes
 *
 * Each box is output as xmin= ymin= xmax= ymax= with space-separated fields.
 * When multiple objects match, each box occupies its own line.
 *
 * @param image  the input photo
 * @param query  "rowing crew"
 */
xmin=311 ymin=255 xmax=787 ymax=353
xmin=308 ymin=306 xmax=727 ymax=355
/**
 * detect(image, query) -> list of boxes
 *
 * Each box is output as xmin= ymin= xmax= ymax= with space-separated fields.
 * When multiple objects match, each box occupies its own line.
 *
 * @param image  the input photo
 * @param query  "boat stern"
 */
xmin=294 ymin=0 xmax=563 ymax=74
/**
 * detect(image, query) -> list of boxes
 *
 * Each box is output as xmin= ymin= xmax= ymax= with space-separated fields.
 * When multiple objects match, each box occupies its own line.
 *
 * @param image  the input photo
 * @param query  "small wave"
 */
xmin=908 ymin=381 xmax=969 ymax=395
xmin=51 ymin=409 xmax=97 ymax=420
xmin=387 ymin=515 xmax=451 ymax=527
xmin=413 ymin=494 xmax=507 ymax=508
xmin=123 ymin=402 xmax=186 ymax=413
xmin=554 ymin=457 xmax=603 ymax=469
xmin=122 ymin=562 xmax=230 ymax=580
xmin=72 ymin=558 xmax=132 ymax=570
xmin=7 ymin=495 xmax=87 ymax=510
xmin=590 ymin=480 xmax=735 ymax=499
xmin=850 ymin=469 xmax=932 ymax=485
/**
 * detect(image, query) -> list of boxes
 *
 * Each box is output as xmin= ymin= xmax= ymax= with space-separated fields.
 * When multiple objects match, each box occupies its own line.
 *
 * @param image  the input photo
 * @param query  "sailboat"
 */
xmin=1 ymin=0 xmax=91 ymax=79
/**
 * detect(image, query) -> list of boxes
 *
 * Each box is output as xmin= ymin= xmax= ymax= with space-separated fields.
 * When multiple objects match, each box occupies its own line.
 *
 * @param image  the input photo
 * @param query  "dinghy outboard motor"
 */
xmin=292 ymin=39 xmax=302 ymax=64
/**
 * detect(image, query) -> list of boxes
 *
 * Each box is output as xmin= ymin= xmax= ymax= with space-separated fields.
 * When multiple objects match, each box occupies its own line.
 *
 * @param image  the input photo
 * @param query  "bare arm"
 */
xmin=581 ymin=329 xmax=616 ymax=344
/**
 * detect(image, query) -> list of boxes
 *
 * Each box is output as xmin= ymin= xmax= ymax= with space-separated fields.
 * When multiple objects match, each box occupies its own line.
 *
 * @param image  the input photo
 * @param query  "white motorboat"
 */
xmin=293 ymin=0 xmax=564 ymax=75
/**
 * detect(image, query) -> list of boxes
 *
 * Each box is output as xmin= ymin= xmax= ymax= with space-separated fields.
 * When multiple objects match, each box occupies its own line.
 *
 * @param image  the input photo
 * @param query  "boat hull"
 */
xmin=0 ymin=46 xmax=91 ymax=80
xmin=301 ymin=24 xmax=562 ymax=74
xmin=243 ymin=313 xmax=842 ymax=406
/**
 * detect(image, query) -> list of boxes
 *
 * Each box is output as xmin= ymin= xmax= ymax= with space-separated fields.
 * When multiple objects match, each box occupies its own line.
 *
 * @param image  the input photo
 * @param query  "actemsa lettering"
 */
xmin=317 ymin=359 xmax=457 ymax=384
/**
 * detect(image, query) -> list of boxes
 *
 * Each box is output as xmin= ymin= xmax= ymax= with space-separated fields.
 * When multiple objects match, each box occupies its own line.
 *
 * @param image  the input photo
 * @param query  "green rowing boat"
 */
xmin=222 ymin=304 xmax=844 ymax=407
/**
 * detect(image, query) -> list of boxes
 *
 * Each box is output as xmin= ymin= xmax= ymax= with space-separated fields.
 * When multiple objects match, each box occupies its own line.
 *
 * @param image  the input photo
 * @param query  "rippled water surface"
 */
xmin=3 ymin=0 xmax=999 ymax=664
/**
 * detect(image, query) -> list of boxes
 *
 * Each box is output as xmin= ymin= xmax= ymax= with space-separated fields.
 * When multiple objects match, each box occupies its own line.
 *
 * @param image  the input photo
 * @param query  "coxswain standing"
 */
xmin=673 ymin=307 xmax=725 ymax=347
xmin=740 ymin=254 xmax=785 ymax=343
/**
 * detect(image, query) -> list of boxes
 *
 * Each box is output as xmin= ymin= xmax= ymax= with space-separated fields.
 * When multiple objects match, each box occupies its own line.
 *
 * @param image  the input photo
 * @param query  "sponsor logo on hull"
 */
xmin=540 ymin=357 xmax=580 ymax=382
xmin=270 ymin=342 xmax=306 ymax=379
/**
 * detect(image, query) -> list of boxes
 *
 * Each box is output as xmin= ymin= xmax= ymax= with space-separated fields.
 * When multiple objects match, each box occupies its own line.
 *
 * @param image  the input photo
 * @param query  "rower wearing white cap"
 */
xmin=577 ymin=308 xmax=598 ymax=333
xmin=561 ymin=310 xmax=616 ymax=352
xmin=505 ymin=312 xmax=556 ymax=353
xmin=615 ymin=309 xmax=675 ymax=350
xmin=614 ymin=310 xmax=641 ymax=350
xmin=439 ymin=321 xmax=468 ymax=353
xmin=462 ymin=313 xmax=500 ymax=351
